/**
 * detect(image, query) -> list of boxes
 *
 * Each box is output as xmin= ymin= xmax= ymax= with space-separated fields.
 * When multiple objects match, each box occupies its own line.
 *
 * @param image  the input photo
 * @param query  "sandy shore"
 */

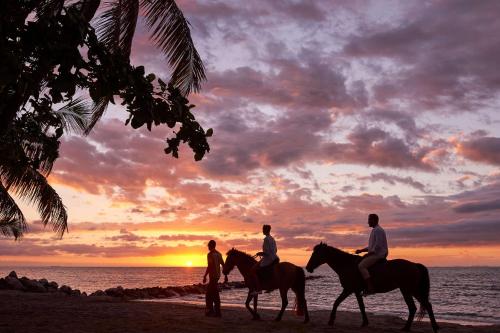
xmin=0 ymin=290 xmax=498 ymax=333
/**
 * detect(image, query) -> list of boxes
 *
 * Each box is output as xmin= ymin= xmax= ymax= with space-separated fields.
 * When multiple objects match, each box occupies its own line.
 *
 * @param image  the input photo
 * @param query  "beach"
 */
xmin=1 ymin=290 xmax=498 ymax=333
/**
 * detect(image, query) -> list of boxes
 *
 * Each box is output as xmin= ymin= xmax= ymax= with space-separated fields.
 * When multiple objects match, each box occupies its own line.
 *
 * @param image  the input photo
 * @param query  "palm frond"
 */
xmin=95 ymin=0 xmax=139 ymax=57
xmin=95 ymin=0 xmax=121 ymax=53
xmin=119 ymin=0 xmax=139 ymax=57
xmin=141 ymin=0 xmax=206 ymax=96
xmin=35 ymin=0 xmax=66 ymax=18
xmin=55 ymin=97 xmax=92 ymax=134
xmin=0 ymin=164 xmax=68 ymax=237
xmin=0 ymin=183 xmax=27 ymax=239
xmin=84 ymin=95 xmax=110 ymax=135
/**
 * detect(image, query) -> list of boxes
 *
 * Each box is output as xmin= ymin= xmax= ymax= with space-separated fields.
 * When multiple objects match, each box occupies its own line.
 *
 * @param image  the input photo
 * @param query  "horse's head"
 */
xmin=306 ymin=242 xmax=329 ymax=273
xmin=223 ymin=248 xmax=237 ymax=275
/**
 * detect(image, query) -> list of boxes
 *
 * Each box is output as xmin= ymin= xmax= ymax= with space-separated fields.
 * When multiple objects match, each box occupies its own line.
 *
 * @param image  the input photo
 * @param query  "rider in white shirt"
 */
xmin=355 ymin=214 xmax=388 ymax=295
xmin=251 ymin=224 xmax=279 ymax=296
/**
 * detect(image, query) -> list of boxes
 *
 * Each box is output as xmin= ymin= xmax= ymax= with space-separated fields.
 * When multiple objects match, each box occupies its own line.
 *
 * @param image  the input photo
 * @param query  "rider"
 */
xmin=251 ymin=224 xmax=279 ymax=296
xmin=355 ymin=214 xmax=388 ymax=295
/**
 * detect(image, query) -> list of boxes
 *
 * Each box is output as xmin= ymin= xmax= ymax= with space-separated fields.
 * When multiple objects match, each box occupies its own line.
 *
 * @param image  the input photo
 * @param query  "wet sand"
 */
xmin=0 ymin=290 xmax=498 ymax=333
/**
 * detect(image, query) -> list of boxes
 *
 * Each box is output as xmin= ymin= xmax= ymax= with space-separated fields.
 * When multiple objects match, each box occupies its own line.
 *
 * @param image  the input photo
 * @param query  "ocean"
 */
xmin=1 ymin=266 xmax=498 ymax=326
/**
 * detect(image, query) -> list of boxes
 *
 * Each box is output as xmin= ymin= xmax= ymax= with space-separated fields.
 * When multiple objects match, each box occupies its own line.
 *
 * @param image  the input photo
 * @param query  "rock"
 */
xmin=163 ymin=289 xmax=176 ymax=298
xmin=89 ymin=290 xmax=106 ymax=297
xmin=148 ymin=287 xmax=160 ymax=297
xmin=59 ymin=285 xmax=72 ymax=295
xmin=5 ymin=276 xmax=25 ymax=291
xmin=48 ymin=281 xmax=58 ymax=289
xmin=0 ymin=278 xmax=8 ymax=290
xmin=105 ymin=286 xmax=124 ymax=297
xmin=71 ymin=289 xmax=81 ymax=296
xmin=38 ymin=278 xmax=49 ymax=287
xmin=81 ymin=292 xmax=87 ymax=297
xmin=20 ymin=277 xmax=46 ymax=292
xmin=8 ymin=271 xmax=18 ymax=279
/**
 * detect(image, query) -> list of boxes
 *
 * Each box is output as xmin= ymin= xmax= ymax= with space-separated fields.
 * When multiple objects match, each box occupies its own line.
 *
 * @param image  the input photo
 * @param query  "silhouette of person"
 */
xmin=250 ymin=224 xmax=279 ymax=296
xmin=203 ymin=240 xmax=226 ymax=317
xmin=355 ymin=213 xmax=388 ymax=295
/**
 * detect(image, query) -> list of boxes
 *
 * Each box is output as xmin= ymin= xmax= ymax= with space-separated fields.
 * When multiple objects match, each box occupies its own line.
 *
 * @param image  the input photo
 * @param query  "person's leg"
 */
xmin=250 ymin=263 xmax=262 ymax=296
xmin=213 ymin=279 xmax=221 ymax=317
xmin=205 ymin=288 xmax=214 ymax=315
xmin=358 ymin=255 xmax=379 ymax=294
xmin=206 ymin=279 xmax=215 ymax=315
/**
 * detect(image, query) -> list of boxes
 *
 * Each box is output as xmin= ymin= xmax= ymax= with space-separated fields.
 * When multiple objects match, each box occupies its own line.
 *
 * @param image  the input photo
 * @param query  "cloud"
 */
xmin=453 ymin=199 xmax=500 ymax=214
xmin=457 ymin=137 xmax=500 ymax=166
xmin=105 ymin=229 xmax=148 ymax=242
xmin=389 ymin=218 xmax=500 ymax=247
xmin=322 ymin=126 xmax=438 ymax=171
xmin=343 ymin=0 xmax=500 ymax=110
xmin=359 ymin=172 xmax=429 ymax=193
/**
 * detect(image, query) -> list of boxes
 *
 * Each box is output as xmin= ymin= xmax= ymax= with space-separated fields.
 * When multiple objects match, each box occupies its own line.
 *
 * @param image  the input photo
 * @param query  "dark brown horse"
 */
xmin=306 ymin=243 xmax=439 ymax=332
xmin=222 ymin=248 xmax=309 ymax=323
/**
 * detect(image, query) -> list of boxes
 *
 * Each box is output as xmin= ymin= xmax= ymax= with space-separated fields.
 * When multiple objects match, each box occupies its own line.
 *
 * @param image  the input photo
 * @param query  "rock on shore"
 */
xmin=0 ymin=271 xmax=246 ymax=300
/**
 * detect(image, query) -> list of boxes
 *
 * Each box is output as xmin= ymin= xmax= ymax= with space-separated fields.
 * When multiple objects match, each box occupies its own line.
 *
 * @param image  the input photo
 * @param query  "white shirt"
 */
xmin=260 ymin=235 xmax=279 ymax=267
xmin=368 ymin=225 xmax=388 ymax=258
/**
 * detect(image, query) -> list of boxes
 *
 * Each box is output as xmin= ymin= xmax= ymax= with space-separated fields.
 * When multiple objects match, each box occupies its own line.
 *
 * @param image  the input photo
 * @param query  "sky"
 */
xmin=2 ymin=0 xmax=500 ymax=267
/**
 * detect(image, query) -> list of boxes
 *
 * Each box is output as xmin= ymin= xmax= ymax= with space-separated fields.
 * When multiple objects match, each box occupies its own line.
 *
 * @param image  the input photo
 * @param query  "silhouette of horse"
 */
xmin=306 ymin=242 xmax=439 ymax=332
xmin=223 ymin=248 xmax=309 ymax=323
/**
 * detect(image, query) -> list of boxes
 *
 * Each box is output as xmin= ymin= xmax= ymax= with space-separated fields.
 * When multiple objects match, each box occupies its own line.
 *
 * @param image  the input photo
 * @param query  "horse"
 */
xmin=306 ymin=242 xmax=439 ymax=332
xmin=222 ymin=248 xmax=309 ymax=323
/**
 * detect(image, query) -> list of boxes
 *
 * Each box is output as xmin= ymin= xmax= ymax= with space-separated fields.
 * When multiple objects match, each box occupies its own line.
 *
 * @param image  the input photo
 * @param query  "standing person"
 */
xmin=355 ymin=213 xmax=389 ymax=295
xmin=203 ymin=240 xmax=225 ymax=317
xmin=251 ymin=224 xmax=279 ymax=296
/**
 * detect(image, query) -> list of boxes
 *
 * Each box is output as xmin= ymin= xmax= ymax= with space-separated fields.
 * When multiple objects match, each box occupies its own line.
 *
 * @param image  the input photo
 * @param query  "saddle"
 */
xmin=257 ymin=258 xmax=279 ymax=286
xmin=369 ymin=258 xmax=387 ymax=274
xmin=356 ymin=256 xmax=388 ymax=275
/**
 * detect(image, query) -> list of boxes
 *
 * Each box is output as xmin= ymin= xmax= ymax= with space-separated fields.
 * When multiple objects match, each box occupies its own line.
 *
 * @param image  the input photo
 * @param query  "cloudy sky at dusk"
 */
xmin=2 ymin=0 xmax=500 ymax=267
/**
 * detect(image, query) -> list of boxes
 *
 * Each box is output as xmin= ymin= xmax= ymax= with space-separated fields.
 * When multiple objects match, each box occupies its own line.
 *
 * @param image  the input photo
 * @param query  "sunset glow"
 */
xmin=1 ymin=1 xmax=500 ymax=268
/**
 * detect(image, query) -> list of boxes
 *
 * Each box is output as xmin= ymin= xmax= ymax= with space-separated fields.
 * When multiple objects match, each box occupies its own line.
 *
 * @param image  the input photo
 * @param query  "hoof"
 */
xmin=361 ymin=321 xmax=369 ymax=327
xmin=303 ymin=318 xmax=310 ymax=324
xmin=252 ymin=315 xmax=261 ymax=321
xmin=328 ymin=320 xmax=334 ymax=326
xmin=274 ymin=317 xmax=282 ymax=322
xmin=401 ymin=326 xmax=411 ymax=331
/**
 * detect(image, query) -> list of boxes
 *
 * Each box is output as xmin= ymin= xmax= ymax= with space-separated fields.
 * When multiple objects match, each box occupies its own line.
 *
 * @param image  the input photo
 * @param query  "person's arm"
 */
xmin=355 ymin=247 xmax=368 ymax=254
xmin=219 ymin=253 xmax=228 ymax=283
xmin=203 ymin=254 xmax=211 ymax=283
xmin=203 ymin=267 xmax=208 ymax=283
xmin=369 ymin=229 xmax=380 ymax=255
xmin=262 ymin=237 xmax=270 ymax=257
xmin=255 ymin=238 xmax=267 ymax=257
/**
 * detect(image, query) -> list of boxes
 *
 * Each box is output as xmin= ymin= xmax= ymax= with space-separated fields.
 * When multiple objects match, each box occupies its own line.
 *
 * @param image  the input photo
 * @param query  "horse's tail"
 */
xmin=292 ymin=266 xmax=307 ymax=316
xmin=416 ymin=263 xmax=430 ymax=321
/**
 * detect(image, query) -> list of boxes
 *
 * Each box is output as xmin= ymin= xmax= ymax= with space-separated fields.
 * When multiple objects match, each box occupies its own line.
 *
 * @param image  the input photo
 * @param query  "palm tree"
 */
xmin=39 ymin=0 xmax=206 ymax=131
xmin=0 ymin=0 xmax=207 ymax=238
xmin=0 ymin=99 xmax=91 ymax=238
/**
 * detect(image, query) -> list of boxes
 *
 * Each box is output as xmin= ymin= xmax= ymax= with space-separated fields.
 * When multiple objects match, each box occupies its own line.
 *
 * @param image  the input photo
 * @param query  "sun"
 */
xmin=185 ymin=261 xmax=193 ymax=267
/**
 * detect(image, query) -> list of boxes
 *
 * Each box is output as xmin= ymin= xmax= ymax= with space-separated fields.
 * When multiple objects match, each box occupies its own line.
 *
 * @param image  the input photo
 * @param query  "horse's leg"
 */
xmin=245 ymin=291 xmax=259 ymax=320
xmin=253 ymin=294 xmax=260 ymax=320
xmin=303 ymin=292 xmax=309 ymax=324
xmin=355 ymin=291 xmax=369 ymax=327
xmin=425 ymin=301 xmax=439 ymax=333
xmin=401 ymin=290 xmax=417 ymax=331
xmin=275 ymin=288 xmax=288 ymax=322
xmin=329 ymin=289 xmax=351 ymax=326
